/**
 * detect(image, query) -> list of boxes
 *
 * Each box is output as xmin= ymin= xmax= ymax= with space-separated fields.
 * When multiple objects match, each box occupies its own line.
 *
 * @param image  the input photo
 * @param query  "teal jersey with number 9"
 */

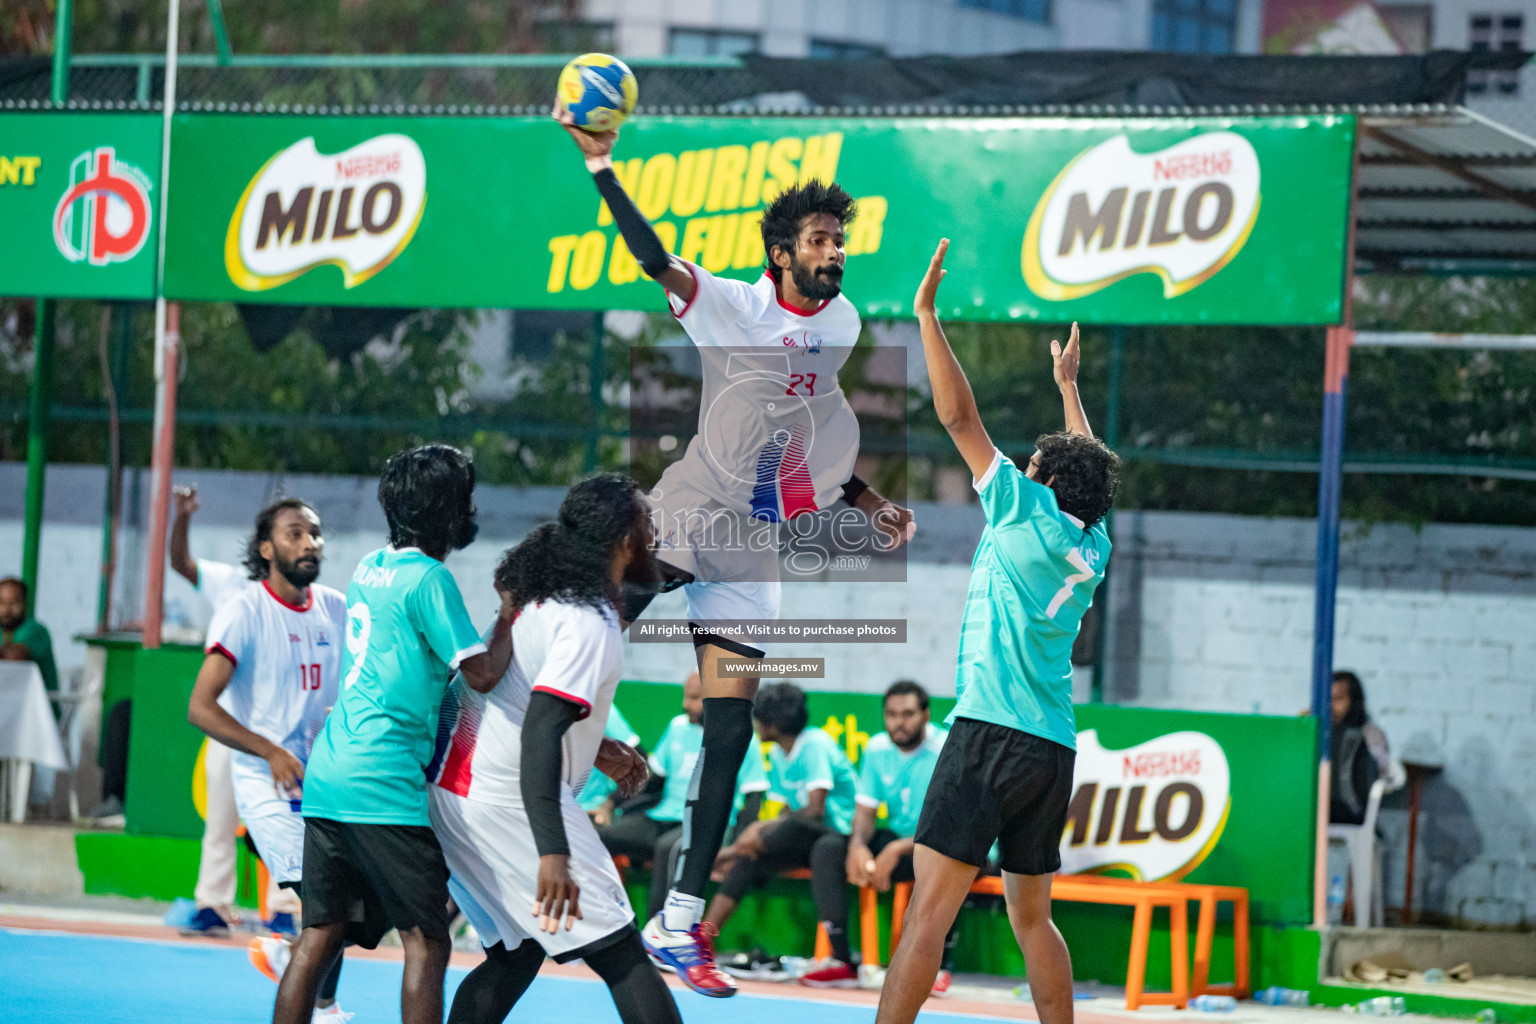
xmin=302 ymin=547 xmax=487 ymax=826
xmin=949 ymin=449 xmax=1111 ymax=751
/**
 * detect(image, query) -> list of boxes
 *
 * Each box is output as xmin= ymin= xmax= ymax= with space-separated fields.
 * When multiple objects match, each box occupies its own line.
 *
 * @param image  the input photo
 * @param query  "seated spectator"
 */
xmin=578 ymin=703 xmax=645 ymax=826
xmin=702 ymin=683 xmax=858 ymax=946
xmin=1329 ymin=670 xmax=1397 ymax=825
xmin=0 ymin=577 xmax=57 ymax=694
xmin=599 ymin=672 xmax=769 ymax=919
xmin=799 ymin=680 xmax=954 ymax=990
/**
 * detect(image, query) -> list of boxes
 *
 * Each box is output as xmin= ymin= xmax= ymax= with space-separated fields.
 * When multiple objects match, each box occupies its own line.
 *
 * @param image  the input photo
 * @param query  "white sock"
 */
xmin=659 ymin=890 xmax=704 ymax=933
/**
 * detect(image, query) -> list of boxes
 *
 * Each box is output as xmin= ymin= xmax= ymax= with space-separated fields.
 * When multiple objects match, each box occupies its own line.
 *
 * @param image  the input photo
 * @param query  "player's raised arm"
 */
xmin=552 ymin=104 xmax=696 ymax=303
xmin=913 ymin=239 xmax=996 ymax=481
xmin=1053 ymin=322 xmax=1094 ymax=438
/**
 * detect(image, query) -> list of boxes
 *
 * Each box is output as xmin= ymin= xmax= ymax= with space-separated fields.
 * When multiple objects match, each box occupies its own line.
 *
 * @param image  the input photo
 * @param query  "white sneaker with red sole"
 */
xmin=930 ymin=969 xmax=953 ymax=997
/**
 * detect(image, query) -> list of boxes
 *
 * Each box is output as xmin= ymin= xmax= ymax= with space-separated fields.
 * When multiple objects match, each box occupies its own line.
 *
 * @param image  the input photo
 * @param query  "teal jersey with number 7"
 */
xmin=302 ymin=547 xmax=487 ymax=826
xmin=948 ymin=449 xmax=1110 ymax=751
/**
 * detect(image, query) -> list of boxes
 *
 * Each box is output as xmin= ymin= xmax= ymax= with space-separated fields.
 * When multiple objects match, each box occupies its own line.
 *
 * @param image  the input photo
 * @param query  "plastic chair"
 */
xmin=48 ymin=666 xmax=104 ymax=824
xmin=1327 ymin=770 xmax=1396 ymax=928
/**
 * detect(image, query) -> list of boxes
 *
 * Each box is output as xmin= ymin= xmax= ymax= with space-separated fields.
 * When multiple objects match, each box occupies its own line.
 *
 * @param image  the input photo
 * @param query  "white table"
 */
xmin=0 ymin=661 xmax=68 ymax=822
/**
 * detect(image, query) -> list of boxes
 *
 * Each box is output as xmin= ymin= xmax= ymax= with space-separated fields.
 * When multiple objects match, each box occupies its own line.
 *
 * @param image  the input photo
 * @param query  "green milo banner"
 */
xmin=164 ymin=113 xmax=1353 ymax=324
xmin=616 ymin=683 xmax=1315 ymax=924
xmin=0 ymin=113 xmax=162 ymax=299
xmin=120 ymin=663 xmax=1312 ymax=925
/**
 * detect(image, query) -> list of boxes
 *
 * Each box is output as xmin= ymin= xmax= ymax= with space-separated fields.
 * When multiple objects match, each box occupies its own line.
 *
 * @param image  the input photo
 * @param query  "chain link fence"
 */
xmin=0 ymin=55 xmax=779 ymax=114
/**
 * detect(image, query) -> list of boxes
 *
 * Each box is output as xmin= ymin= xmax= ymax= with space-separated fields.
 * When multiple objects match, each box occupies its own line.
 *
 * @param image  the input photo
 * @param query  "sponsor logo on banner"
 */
xmin=1023 ymin=132 xmax=1261 ymax=301
xmin=224 ymin=134 xmax=426 ymax=291
xmin=1060 ymin=729 xmax=1231 ymax=881
xmin=53 ymin=147 xmax=154 ymax=266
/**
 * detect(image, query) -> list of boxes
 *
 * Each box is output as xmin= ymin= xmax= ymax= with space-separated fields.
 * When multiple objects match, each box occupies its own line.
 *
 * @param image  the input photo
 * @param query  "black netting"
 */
xmin=1 ymin=49 xmax=1529 ymax=114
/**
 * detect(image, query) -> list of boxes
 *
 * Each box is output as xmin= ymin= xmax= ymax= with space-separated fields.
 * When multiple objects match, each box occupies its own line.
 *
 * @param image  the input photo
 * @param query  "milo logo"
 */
xmin=1060 ymin=729 xmax=1232 ymax=881
xmin=1023 ymin=132 xmax=1261 ymax=301
xmin=224 ymin=133 xmax=426 ymax=291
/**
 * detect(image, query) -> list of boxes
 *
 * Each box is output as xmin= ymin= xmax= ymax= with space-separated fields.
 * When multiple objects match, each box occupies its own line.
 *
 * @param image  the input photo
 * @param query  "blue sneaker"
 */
xmin=265 ymin=912 xmax=298 ymax=937
xmin=178 ymin=906 xmax=230 ymax=938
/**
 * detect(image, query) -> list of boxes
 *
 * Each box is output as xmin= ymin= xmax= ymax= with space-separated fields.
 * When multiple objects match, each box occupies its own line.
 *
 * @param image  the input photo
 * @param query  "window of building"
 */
xmin=1151 ymin=0 xmax=1236 ymax=53
xmin=668 ymin=28 xmax=760 ymax=57
xmin=1468 ymin=13 xmax=1524 ymax=95
xmin=957 ymin=0 xmax=1052 ymax=26
xmin=809 ymin=38 xmax=887 ymax=59
xmin=538 ymin=20 xmax=617 ymax=53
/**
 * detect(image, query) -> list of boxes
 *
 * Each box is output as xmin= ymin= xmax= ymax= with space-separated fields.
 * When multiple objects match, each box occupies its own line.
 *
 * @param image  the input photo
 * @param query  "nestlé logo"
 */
xmin=1023 ymin=132 xmax=1260 ymax=301
xmin=224 ymin=134 xmax=426 ymax=291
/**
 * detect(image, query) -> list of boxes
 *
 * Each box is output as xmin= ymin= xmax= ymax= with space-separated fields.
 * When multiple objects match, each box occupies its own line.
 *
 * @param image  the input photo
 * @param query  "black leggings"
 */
xmin=447 ymin=930 xmax=680 ymax=1024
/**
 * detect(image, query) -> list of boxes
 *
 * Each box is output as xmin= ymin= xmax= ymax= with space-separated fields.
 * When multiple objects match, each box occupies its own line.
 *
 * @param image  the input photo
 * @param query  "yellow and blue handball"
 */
xmin=558 ymin=53 xmax=638 ymax=132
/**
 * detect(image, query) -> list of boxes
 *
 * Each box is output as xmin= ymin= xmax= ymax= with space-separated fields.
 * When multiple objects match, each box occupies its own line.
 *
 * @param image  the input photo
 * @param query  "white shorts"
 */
xmin=243 ymin=807 xmax=305 ymax=885
xmin=647 ymin=471 xmax=781 ymax=642
xmin=427 ymin=786 xmax=634 ymax=961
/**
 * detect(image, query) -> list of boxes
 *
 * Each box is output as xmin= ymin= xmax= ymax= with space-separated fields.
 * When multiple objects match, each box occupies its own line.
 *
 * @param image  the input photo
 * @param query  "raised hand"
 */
xmin=1051 ymin=322 xmax=1080 ymax=390
xmin=173 ymin=484 xmax=199 ymax=518
xmin=551 ymin=102 xmax=619 ymax=165
xmin=914 ymin=238 xmax=949 ymax=317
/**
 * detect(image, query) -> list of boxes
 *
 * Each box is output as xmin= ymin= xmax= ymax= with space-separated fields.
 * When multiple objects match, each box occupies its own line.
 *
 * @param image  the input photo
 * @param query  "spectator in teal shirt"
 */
xmin=703 ymin=683 xmax=857 ymax=939
xmin=798 ymin=680 xmax=952 ymax=989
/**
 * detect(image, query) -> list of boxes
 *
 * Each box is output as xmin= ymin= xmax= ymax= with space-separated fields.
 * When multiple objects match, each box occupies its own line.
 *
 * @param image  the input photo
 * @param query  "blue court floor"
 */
xmin=1 ymin=928 xmax=1023 ymax=1024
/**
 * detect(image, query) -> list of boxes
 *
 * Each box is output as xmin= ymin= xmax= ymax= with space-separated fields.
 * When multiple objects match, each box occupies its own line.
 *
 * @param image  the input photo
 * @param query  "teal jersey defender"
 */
xmin=949 ymin=450 xmax=1111 ymax=751
xmin=576 ymin=705 xmax=642 ymax=812
xmin=765 ymin=726 xmax=860 ymax=835
xmin=303 ymin=547 xmax=487 ymax=826
xmin=647 ymin=713 xmax=770 ymax=825
xmin=854 ymin=726 xmax=948 ymax=837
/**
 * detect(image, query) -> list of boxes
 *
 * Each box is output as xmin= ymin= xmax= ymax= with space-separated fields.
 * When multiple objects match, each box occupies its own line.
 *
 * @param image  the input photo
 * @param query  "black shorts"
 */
xmin=301 ymin=817 xmax=451 ymax=949
xmin=914 ymin=717 xmax=1075 ymax=876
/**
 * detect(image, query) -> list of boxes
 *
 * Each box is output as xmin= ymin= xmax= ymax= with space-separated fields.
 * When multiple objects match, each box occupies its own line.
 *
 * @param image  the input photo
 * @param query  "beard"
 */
xmin=276 ymin=555 xmax=321 ymax=589
xmin=788 ymin=254 xmax=843 ymax=302
xmin=624 ymin=543 xmax=664 ymax=590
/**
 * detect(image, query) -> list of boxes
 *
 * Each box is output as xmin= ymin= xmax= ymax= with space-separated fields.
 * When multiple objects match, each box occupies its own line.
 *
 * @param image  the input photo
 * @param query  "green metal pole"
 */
xmin=51 ymin=0 xmax=72 ymax=103
xmin=22 ymin=0 xmax=71 ymax=602
xmin=1089 ymin=325 xmax=1124 ymax=703
xmin=21 ymin=301 xmax=56 ymax=600
xmin=206 ymin=0 xmax=233 ymax=63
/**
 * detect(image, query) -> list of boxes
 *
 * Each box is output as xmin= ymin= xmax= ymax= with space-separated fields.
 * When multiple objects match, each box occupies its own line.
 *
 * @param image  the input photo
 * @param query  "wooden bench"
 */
xmin=883 ymin=874 xmax=1250 ymax=1011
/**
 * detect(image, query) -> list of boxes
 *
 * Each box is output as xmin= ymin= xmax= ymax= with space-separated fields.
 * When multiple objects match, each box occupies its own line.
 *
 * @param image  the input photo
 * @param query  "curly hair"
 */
xmin=244 ymin=498 xmax=317 ymax=580
xmin=1033 ymin=431 xmax=1120 ymax=529
xmin=495 ymin=473 xmax=641 ymax=613
xmin=760 ymin=180 xmax=857 ymax=282
xmin=378 ymin=443 xmax=478 ymax=560
xmin=753 ymin=682 xmax=810 ymax=737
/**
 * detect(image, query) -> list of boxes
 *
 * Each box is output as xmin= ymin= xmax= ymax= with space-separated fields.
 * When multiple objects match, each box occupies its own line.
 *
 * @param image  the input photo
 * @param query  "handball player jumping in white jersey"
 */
xmin=556 ymin=105 xmax=913 ymax=995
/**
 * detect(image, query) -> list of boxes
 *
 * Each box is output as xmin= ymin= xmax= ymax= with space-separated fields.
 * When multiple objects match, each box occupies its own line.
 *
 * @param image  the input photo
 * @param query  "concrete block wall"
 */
xmin=1106 ymin=510 xmax=1536 ymax=927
